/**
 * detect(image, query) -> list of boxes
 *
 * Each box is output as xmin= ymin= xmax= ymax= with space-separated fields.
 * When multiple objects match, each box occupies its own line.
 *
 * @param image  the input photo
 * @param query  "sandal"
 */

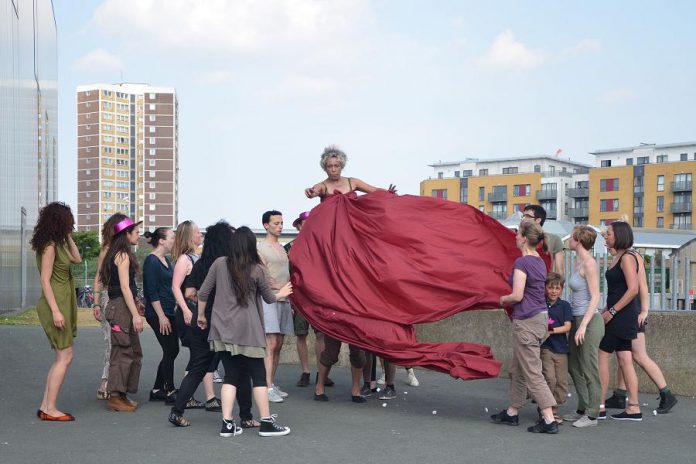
xmin=97 ymin=390 xmax=110 ymax=400
xmin=168 ymin=412 xmax=190 ymax=427
xmin=241 ymin=419 xmax=260 ymax=428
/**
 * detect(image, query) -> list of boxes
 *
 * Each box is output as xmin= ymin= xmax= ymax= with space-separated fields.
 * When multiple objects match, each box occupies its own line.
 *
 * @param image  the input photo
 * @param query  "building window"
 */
xmin=454 ymin=171 xmax=460 ymax=178
xmin=513 ymin=203 xmax=526 ymax=213
xmin=656 ymin=154 xmax=668 ymax=163
xmin=149 ymin=159 xmax=156 ymax=166
xmin=85 ymin=169 xmax=91 ymax=175
xmin=149 ymin=137 xmax=156 ymax=145
xmin=600 ymin=160 xmax=611 ymax=167
xmin=478 ymin=187 xmax=485 ymax=202
xmin=656 ymin=217 xmax=664 ymax=228
xmin=462 ymin=170 xmax=473 ymax=177
xmin=633 ymin=216 xmax=643 ymax=227
xmin=625 ymin=158 xmax=633 ymax=166
xmin=437 ymin=172 xmax=443 ymax=179
xmin=149 ymin=149 xmax=156 ymax=156
xmin=432 ymin=189 xmax=447 ymax=199
xmin=600 ymin=199 xmax=619 ymax=212
xmin=657 ymin=196 xmax=664 ymax=212
xmin=149 ymin=93 xmax=156 ymax=99
xmin=479 ymin=169 xmax=488 ymax=176
xmin=513 ymin=184 xmax=531 ymax=197
xmin=657 ymin=175 xmax=664 ymax=192
xmin=674 ymin=215 xmax=692 ymax=230
xmin=149 ymin=182 xmax=156 ymax=189
xmin=502 ymin=167 xmax=518 ymax=174
xmin=533 ymin=164 xmax=541 ymax=173
xmin=149 ymin=104 xmax=156 ymax=111
xmin=149 ymin=126 xmax=156 ymax=133
xmin=637 ymin=156 xmax=649 ymax=165
xmin=149 ymin=193 xmax=156 ymax=200
xmin=149 ymin=204 xmax=156 ymax=211
xmin=149 ymin=215 xmax=156 ymax=222
xmin=149 ymin=115 xmax=156 ymax=122
xmin=681 ymin=153 xmax=688 ymax=161
xmin=600 ymin=178 xmax=619 ymax=192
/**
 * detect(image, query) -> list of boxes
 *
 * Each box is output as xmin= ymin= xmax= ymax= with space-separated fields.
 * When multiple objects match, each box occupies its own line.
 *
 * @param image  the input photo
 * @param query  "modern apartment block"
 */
xmin=420 ymin=156 xmax=591 ymax=222
xmin=590 ymin=142 xmax=696 ymax=229
xmin=1 ymin=0 xmax=57 ymax=311
xmin=76 ymin=83 xmax=178 ymax=232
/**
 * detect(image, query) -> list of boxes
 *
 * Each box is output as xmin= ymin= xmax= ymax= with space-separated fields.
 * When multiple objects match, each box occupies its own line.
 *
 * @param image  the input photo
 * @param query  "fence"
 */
xmin=561 ymin=249 xmax=693 ymax=311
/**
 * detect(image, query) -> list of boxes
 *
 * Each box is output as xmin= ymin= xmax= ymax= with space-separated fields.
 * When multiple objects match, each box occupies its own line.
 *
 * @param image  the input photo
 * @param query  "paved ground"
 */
xmin=1 ymin=325 xmax=695 ymax=464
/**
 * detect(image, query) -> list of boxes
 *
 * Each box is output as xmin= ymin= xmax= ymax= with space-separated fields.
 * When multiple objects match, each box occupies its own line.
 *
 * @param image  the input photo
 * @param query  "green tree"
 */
xmin=72 ymin=230 xmax=100 ymax=259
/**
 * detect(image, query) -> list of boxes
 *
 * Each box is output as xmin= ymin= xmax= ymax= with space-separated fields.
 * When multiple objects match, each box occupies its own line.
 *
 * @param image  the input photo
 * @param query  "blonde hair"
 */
xmin=519 ymin=221 xmax=545 ymax=248
xmin=572 ymin=225 xmax=597 ymax=251
xmin=172 ymin=220 xmax=197 ymax=259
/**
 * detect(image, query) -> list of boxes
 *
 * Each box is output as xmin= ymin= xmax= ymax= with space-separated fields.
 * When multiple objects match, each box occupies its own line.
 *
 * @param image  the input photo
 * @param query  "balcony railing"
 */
xmin=488 ymin=211 xmax=508 ymax=220
xmin=568 ymin=207 xmax=589 ymax=217
xmin=671 ymin=223 xmax=693 ymax=230
xmin=670 ymin=181 xmax=693 ymax=192
xmin=536 ymin=189 xmax=557 ymax=201
xmin=670 ymin=202 xmax=693 ymax=214
xmin=545 ymin=208 xmax=558 ymax=220
xmin=634 ymin=185 xmax=644 ymax=194
xmin=488 ymin=191 xmax=508 ymax=202
xmin=567 ymin=188 xmax=589 ymax=198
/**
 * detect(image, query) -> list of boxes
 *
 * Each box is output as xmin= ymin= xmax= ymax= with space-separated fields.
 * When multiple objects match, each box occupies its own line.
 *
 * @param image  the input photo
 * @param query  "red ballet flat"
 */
xmin=38 ymin=410 xmax=75 ymax=421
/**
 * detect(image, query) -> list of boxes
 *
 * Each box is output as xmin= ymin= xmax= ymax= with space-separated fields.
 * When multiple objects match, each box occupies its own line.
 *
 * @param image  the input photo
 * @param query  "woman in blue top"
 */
xmin=142 ymin=228 xmax=178 ymax=402
xmin=492 ymin=221 xmax=559 ymax=434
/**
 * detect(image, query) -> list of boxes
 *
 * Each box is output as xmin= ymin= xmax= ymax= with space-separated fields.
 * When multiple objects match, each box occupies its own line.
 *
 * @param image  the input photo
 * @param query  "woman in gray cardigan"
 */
xmin=197 ymin=226 xmax=292 ymax=438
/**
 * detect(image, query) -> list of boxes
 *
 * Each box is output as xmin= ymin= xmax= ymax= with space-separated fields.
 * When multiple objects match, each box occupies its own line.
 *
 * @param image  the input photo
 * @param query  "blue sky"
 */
xmin=54 ymin=0 xmax=696 ymax=228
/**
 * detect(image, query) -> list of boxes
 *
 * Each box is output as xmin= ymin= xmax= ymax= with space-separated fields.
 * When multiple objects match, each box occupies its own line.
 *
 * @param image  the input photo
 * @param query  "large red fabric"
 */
xmin=289 ymin=191 xmax=526 ymax=380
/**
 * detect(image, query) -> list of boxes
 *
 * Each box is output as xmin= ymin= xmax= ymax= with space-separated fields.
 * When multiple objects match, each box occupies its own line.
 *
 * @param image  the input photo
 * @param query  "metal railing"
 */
xmin=567 ymin=188 xmax=589 ymax=198
xmin=488 ymin=211 xmax=508 ymax=220
xmin=561 ymin=250 xmax=694 ymax=311
xmin=670 ymin=181 xmax=692 ymax=192
xmin=487 ymin=191 xmax=507 ymax=202
xmin=568 ymin=207 xmax=589 ymax=217
xmin=536 ymin=189 xmax=557 ymax=201
xmin=670 ymin=202 xmax=692 ymax=214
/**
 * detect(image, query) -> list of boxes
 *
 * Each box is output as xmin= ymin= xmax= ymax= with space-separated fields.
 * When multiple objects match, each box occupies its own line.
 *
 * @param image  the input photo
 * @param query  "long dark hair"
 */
xmin=190 ymin=221 xmax=235 ymax=288
xmin=99 ymin=224 xmax=139 ymax=288
xmin=144 ymin=227 xmax=171 ymax=248
xmin=30 ymin=202 xmax=75 ymax=254
xmin=101 ymin=213 xmax=127 ymax=250
xmin=226 ymin=226 xmax=261 ymax=304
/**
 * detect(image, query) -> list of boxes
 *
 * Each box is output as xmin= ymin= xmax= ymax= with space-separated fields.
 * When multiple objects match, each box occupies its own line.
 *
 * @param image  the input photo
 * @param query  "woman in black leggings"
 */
xmin=168 ymin=221 xmax=256 ymax=428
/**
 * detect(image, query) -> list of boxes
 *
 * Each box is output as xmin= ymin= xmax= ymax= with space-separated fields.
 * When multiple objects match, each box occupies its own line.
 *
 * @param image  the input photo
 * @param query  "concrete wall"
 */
xmin=280 ymin=310 xmax=696 ymax=396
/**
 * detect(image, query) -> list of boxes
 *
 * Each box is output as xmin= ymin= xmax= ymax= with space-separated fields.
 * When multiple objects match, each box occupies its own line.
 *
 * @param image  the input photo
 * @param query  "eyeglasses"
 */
xmin=522 ymin=213 xmax=536 ymax=219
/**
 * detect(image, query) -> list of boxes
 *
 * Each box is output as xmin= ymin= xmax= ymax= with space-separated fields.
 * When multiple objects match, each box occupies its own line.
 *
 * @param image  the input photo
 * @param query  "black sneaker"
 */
xmin=259 ymin=415 xmax=291 ymax=437
xmin=527 ymin=419 xmax=559 ymax=434
xmin=605 ymin=393 xmax=627 ymax=409
xmin=296 ymin=372 xmax=311 ymax=387
xmin=205 ymin=397 xmax=222 ymax=412
xmin=149 ymin=389 xmax=168 ymax=402
xmin=360 ymin=384 xmax=373 ymax=397
xmin=490 ymin=410 xmax=519 ymax=426
xmin=378 ymin=386 xmax=397 ymax=400
xmin=598 ymin=410 xmax=607 ymax=420
xmin=220 ymin=419 xmax=242 ymax=437
xmin=611 ymin=411 xmax=642 ymax=421
xmin=656 ymin=391 xmax=678 ymax=414
xmin=164 ymin=390 xmax=178 ymax=405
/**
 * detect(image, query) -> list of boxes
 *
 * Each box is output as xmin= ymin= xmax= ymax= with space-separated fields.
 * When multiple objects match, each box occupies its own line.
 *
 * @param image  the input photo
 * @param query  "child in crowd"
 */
xmin=541 ymin=272 xmax=573 ymax=424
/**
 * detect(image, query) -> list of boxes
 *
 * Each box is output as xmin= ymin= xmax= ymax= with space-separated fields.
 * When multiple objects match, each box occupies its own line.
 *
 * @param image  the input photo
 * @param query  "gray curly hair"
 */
xmin=320 ymin=145 xmax=347 ymax=170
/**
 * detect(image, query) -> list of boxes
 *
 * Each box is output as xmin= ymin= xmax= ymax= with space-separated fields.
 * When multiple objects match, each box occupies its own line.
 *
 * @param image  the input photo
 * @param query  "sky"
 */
xmin=54 ymin=0 xmax=696 ymax=228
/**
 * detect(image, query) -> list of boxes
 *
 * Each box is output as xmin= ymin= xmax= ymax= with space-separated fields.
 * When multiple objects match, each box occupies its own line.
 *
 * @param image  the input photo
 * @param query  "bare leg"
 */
xmin=351 ymin=366 xmax=362 ymax=396
xmin=220 ymin=383 xmax=237 ymax=420
xmin=40 ymin=347 xmax=74 ymax=416
xmin=265 ymin=334 xmax=281 ymax=386
xmin=385 ymin=361 xmax=397 ymax=386
xmin=296 ymin=335 xmax=310 ymax=374
xmin=253 ymin=386 xmax=271 ymax=418
xmin=616 ymin=351 xmax=641 ymax=414
xmin=203 ymin=372 xmax=215 ymax=401
xmin=314 ymin=332 xmax=325 ymax=369
xmin=631 ymin=333 xmax=667 ymax=389
xmin=271 ymin=334 xmax=284 ymax=385
xmin=598 ymin=349 xmax=612 ymax=414
xmin=363 ymin=354 xmax=373 ymax=384
xmin=315 ymin=363 xmax=330 ymax=396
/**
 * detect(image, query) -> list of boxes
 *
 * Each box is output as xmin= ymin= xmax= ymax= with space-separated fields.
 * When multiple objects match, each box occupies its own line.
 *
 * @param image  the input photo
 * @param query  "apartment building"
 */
xmin=420 ymin=156 xmax=591 ymax=222
xmin=590 ymin=142 xmax=696 ymax=229
xmin=76 ymin=83 xmax=178 ymax=232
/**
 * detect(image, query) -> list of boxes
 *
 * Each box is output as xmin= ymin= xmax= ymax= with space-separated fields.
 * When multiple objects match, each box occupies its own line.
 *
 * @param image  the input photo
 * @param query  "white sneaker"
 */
xmin=406 ymin=368 xmax=420 ymax=387
xmin=273 ymin=384 xmax=289 ymax=398
xmin=377 ymin=373 xmax=386 ymax=385
xmin=563 ymin=411 xmax=584 ymax=422
xmin=573 ymin=415 xmax=598 ymax=428
xmin=212 ymin=370 xmax=223 ymax=383
xmin=267 ymin=387 xmax=284 ymax=403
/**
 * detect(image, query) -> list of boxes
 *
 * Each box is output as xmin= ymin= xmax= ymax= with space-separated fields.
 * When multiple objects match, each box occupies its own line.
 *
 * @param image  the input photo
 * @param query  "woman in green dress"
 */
xmin=31 ymin=202 xmax=82 ymax=421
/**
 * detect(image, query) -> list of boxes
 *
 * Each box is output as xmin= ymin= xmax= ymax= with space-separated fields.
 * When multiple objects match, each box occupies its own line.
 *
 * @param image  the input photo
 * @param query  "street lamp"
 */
xmin=83 ymin=246 xmax=91 ymax=288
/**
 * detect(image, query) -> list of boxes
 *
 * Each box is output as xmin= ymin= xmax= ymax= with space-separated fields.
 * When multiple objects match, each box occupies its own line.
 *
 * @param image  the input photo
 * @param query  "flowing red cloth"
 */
xmin=288 ymin=191 xmax=543 ymax=380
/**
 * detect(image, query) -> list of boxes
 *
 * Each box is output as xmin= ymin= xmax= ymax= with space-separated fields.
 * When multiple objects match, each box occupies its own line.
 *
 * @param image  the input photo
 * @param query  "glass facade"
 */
xmin=0 ymin=0 xmax=57 ymax=312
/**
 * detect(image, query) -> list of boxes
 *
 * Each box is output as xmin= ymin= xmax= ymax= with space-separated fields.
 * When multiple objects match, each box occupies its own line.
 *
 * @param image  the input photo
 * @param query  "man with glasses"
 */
xmin=522 ymin=205 xmax=564 ymax=277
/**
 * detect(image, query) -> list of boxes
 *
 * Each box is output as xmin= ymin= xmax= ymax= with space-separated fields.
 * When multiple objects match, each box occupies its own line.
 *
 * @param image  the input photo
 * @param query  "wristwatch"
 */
xmin=608 ymin=307 xmax=617 ymax=316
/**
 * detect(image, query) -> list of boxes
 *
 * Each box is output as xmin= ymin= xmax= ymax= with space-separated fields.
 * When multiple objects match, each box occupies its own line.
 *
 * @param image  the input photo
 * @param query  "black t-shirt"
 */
xmin=541 ymin=299 xmax=573 ymax=354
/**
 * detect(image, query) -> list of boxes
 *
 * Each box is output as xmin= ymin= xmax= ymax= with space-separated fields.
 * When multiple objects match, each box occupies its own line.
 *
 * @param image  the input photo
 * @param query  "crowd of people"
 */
xmin=30 ymin=146 xmax=676 ymax=438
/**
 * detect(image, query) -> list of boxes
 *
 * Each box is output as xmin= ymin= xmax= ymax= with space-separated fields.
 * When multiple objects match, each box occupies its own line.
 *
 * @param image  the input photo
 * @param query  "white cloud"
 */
xmin=563 ymin=38 xmax=601 ymax=56
xmin=92 ymin=0 xmax=372 ymax=55
xmin=195 ymin=70 xmax=235 ymax=85
xmin=477 ymin=30 xmax=547 ymax=71
xmin=600 ymin=88 xmax=636 ymax=104
xmin=261 ymin=75 xmax=339 ymax=102
xmin=72 ymin=48 xmax=124 ymax=73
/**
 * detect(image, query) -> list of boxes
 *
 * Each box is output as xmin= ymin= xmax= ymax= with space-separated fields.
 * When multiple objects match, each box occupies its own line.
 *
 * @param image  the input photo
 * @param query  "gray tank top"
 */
xmin=568 ymin=270 xmax=593 ymax=317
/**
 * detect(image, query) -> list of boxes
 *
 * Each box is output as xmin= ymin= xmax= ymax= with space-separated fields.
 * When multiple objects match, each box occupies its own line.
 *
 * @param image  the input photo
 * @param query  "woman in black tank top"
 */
xmin=598 ymin=222 xmax=642 ymax=421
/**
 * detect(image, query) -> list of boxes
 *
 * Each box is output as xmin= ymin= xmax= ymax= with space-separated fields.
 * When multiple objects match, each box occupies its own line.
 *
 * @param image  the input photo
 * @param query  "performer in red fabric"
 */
xmin=291 ymin=146 xmax=522 ymax=381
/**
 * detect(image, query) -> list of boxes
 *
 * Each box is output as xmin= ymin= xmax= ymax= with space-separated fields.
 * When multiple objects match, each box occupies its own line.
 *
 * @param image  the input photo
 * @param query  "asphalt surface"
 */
xmin=1 ymin=325 xmax=694 ymax=464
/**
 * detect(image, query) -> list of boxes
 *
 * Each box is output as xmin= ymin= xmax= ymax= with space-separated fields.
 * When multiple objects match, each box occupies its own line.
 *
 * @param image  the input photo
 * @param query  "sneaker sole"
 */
xmin=572 ymin=422 xmax=598 ymax=428
xmin=657 ymin=398 xmax=678 ymax=414
xmin=259 ymin=429 xmax=291 ymax=437
xmin=220 ymin=429 xmax=242 ymax=437
xmin=610 ymin=416 xmax=642 ymax=421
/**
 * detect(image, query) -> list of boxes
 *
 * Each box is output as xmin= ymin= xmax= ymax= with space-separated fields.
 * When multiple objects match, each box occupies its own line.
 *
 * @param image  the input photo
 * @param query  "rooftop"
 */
xmin=590 ymin=141 xmax=696 ymax=156
xmin=429 ymin=155 xmax=591 ymax=168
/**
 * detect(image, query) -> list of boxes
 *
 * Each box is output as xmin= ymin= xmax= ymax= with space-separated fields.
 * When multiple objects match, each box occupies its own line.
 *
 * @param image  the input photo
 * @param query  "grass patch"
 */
xmin=0 ymin=307 xmax=101 ymax=328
